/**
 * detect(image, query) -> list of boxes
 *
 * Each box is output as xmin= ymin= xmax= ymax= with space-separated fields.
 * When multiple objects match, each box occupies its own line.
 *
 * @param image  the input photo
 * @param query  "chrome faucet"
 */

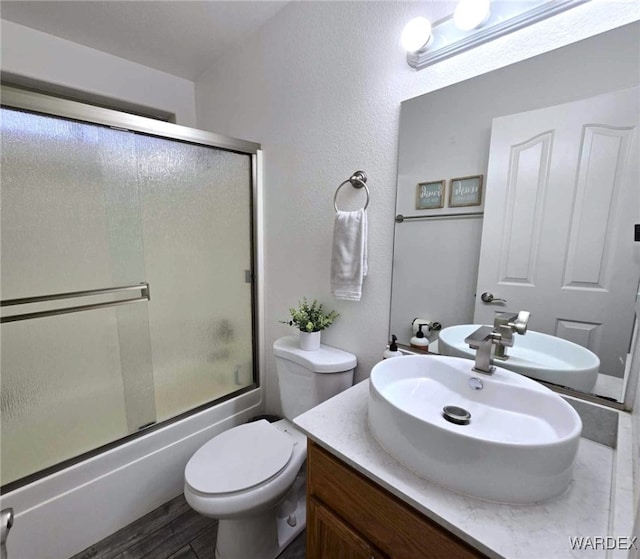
xmin=464 ymin=327 xmax=503 ymax=375
xmin=464 ymin=311 xmax=531 ymax=374
xmin=492 ymin=311 xmax=530 ymax=360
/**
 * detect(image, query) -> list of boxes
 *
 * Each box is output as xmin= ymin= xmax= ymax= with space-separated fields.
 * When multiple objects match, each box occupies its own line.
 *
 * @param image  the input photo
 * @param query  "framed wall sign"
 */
xmin=416 ymin=180 xmax=445 ymax=210
xmin=449 ymin=175 xmax=483 ymax=207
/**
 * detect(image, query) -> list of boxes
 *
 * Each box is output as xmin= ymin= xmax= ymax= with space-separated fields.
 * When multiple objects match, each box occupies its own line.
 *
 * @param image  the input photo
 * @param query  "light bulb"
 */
xmin=454 ymin=0 xmax=491 ymax=31
xmin=401 ymin=17 xmax=432 ymax=53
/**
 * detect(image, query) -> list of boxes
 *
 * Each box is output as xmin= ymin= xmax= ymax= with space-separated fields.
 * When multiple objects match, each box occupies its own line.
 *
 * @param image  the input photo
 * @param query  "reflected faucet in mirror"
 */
xmin=464 ymin=311 xmax=530 ymax=374
xmin=493 ymin=311 xmax=530 ymax=360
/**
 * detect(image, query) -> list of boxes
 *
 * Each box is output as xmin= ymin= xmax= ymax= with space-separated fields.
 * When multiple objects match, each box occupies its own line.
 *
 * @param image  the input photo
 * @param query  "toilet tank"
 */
xmin=273 ymin=336 xmax=357 ymax=421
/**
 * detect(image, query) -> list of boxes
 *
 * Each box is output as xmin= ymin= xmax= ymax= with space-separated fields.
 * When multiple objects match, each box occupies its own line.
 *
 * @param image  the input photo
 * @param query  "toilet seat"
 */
xmin=185 ymin=420 xmax=294 ymax=495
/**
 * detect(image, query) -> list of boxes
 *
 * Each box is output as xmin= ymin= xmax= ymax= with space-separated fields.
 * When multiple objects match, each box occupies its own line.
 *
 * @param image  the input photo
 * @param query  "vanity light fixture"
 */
xmin=400 ymin=16 xmax=433 ymax=53
xmin=453 ymin=0 xmax=491 ymax=31
xmin=404 ymin=0 xmax=590 ymax=70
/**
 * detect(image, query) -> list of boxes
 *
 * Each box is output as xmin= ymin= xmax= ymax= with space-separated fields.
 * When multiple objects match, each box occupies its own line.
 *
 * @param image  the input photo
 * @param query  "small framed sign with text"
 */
xmin=449 ymin=175 xmax=483 ymax=207
xmin=416 ymin=180 xmax=445 ymax=210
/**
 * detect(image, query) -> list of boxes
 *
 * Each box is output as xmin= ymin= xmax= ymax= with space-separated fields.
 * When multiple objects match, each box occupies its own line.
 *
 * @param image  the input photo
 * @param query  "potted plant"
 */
xmin=281 ymin=298 xmax=339 ymax=351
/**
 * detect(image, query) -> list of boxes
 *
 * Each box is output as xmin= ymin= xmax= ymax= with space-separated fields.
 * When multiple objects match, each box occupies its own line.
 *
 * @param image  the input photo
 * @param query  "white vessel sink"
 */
xmin=367 ymin=355 xmax=582 ymax=504
xmin=438 ymin=324 xmax=599 ymax=392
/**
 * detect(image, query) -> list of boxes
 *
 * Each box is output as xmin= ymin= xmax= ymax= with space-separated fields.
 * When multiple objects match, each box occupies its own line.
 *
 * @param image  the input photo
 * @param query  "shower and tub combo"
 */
xmin=0 ymin=86 xmax=264 ymax=559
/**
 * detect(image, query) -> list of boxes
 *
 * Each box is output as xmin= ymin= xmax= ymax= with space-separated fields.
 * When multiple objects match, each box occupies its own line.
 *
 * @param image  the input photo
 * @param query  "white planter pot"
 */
xmin=299 ymin=330 xmax=321 ymax=351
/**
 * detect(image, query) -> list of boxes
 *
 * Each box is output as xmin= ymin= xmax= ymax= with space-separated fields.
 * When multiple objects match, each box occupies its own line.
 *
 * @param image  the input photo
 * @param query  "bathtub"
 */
xmin=0 ymin=387 xmax=263 ymax=559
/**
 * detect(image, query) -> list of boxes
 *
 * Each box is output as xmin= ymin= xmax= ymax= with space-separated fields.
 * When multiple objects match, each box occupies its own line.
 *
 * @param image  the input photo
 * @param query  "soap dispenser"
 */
xmin=410 ymin=324 xmax=429 ymax=351
xmin=383 ymin=334 xmax=402 ymax=359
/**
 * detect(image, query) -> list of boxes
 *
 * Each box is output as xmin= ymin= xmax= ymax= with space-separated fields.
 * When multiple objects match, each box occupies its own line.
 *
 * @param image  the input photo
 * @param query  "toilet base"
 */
xmin=215 ymin=490 xmax=306 ymax=559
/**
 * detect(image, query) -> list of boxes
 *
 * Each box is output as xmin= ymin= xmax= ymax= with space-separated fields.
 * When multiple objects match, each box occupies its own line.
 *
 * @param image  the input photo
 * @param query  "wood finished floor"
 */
xmin=70 ymin=495 xmax=306 ymax=559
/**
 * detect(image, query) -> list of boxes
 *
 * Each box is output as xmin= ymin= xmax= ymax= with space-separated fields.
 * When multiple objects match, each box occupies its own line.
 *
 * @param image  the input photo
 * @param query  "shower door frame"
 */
xmin=0 ymin=85 xmax=264 ymax=492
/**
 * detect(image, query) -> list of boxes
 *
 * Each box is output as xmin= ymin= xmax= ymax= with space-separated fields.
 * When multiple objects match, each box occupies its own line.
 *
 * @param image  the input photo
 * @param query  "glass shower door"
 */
xmin=1 ymin=103 xmax=256 ymax=488
xmin=0 ymin=108 xmax=156 ymax=486
xmin=134 ymin=134 xmax=254 ymax=422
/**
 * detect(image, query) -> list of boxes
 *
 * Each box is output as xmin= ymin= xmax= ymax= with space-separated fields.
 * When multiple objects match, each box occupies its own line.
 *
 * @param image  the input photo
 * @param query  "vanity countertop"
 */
xmin=293 ymin=379 xmax=629 ymax=559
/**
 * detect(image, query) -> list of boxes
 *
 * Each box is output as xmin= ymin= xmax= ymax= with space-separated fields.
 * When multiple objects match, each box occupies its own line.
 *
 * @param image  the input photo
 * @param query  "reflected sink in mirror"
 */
xmin=367 ymin=355 xmax=582 ymax=504
xmin=438 ymin=324 xmax=600 ymax=393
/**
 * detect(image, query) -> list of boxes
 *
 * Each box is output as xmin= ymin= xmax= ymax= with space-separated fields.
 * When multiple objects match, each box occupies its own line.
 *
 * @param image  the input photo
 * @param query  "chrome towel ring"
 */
xmin=333 ymin=170 xmax=370 ymax=212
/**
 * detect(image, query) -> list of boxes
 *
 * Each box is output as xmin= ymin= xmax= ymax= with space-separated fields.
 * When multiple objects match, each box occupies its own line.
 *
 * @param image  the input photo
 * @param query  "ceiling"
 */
xmin=0 ymin=1 xmax=290 ymax=81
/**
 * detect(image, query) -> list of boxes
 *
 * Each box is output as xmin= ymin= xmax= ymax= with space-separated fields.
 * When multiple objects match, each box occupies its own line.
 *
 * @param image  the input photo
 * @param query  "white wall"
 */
xmin=194 ymin=0 xmax=640 ymax=414
xmin=1 ymin=20 xmax=196 ymax=126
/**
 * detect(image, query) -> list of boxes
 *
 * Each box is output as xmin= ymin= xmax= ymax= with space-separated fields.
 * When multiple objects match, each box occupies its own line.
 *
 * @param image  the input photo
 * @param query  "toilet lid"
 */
xmin=185 ymin=420 xmax=294 ymax=494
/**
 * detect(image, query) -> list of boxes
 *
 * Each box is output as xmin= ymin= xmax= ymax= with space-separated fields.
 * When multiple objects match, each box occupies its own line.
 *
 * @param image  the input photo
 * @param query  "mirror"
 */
xmin=390 ymin=22 xmax=640 ymax=405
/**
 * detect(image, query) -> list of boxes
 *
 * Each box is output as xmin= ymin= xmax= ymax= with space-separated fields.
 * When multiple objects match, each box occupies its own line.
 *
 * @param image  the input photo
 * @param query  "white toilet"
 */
xmin=184 ymin=335 xmax=357 ymax=559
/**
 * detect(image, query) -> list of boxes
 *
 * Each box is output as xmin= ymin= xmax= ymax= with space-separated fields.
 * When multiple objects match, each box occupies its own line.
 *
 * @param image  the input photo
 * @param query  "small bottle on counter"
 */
xmin=410 ymin=324 xmax=429 ymax=352
xmin=383 ymin=334 xmax=402 ymax=359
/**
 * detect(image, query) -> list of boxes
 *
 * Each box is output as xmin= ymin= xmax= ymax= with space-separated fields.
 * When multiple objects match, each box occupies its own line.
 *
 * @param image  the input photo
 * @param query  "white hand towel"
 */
xmin=331 ymin=209 xmax=368 ymax=301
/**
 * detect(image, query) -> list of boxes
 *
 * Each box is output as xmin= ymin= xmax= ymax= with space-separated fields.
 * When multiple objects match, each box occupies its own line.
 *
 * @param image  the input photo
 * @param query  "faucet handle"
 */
xmin=510 ymin=311 xmax=530 ymax=335
xmin=464 ymin=325 xmax=495 ymax=348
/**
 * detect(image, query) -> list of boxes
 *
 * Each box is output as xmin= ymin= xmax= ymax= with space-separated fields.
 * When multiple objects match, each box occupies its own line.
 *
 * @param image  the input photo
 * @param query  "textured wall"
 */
xmin=1 ymin=20 xmax=197 ymax=126
xmin=194 ymin=0 xmax=639 ymax=414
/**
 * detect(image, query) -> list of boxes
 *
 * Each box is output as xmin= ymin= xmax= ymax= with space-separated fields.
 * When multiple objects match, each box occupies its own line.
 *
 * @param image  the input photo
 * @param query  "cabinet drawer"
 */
xmin=308 ymin=496 xmax=388 ymax=559
xmin=307 ymin=441 xmax=487 ymax=559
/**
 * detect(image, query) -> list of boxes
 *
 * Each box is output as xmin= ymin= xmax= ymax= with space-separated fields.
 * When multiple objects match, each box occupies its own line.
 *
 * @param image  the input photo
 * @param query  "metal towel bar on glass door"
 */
xmin=0 ymin=283 xmax=150 ymax=323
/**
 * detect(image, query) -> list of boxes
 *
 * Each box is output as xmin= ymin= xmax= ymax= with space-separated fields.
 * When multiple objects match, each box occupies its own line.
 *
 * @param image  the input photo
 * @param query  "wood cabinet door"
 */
xmin=308 ymin=441 xmax=488 ymax=559
xmin=307 ymin=496 xmax=387 ymax=559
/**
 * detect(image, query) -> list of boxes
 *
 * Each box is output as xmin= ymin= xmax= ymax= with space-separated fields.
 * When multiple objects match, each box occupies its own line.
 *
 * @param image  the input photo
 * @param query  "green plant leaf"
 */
xmin=280 ymin=297 xmax=339 ymax=332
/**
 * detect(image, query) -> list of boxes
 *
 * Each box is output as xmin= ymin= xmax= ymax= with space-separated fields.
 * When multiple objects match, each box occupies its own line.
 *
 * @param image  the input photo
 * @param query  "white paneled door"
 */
xmin=474 ymin=87 xmax=639 ymax=379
